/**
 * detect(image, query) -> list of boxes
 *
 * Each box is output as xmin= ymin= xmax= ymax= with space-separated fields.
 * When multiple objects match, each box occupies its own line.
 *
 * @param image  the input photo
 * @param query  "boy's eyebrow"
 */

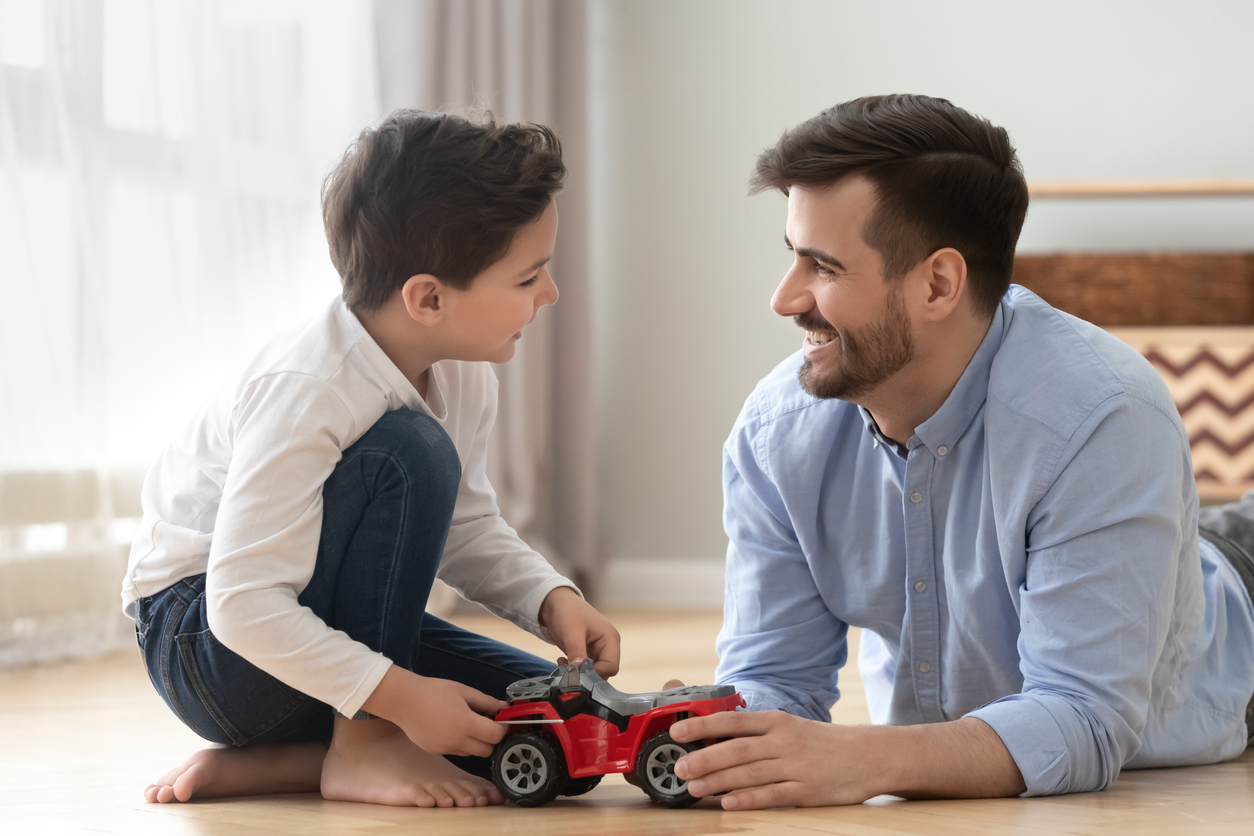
xmin=518 ymin=255 xmax=552 ymax=276
xmin=784 ymin=234 xmax=845 ymax=271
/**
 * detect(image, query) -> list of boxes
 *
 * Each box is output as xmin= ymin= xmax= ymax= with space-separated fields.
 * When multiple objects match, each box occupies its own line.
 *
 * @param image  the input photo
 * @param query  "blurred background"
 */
xmin=2 ymin=0 xmax=1253 ymax=666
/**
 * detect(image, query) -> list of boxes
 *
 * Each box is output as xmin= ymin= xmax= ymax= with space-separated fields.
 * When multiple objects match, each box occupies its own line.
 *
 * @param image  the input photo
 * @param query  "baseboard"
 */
xmin=597 ymin=557 xmax=725 ymax=609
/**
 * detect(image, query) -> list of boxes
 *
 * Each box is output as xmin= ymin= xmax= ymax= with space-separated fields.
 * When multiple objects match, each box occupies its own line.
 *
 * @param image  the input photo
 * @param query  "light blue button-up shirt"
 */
xmin=716 ymin=286 xmax=1254 ymax=796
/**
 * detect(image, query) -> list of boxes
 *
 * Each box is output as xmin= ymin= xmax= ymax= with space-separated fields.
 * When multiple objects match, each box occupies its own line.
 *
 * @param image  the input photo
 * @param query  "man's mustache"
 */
xmin=794 ymin=311 xmax=835 ymax=332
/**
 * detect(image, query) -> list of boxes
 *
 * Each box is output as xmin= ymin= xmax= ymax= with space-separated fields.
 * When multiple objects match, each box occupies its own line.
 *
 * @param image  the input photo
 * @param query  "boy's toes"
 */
xmin=143 ymin=784 xmax=160 ymax=803
xmin=156 ymin=785 xmax=178 ymax=804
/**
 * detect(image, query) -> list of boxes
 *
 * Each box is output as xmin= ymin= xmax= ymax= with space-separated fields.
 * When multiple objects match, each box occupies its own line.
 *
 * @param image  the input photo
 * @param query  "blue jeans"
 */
xmin=134 ymin=409 xmax=555 ymax=777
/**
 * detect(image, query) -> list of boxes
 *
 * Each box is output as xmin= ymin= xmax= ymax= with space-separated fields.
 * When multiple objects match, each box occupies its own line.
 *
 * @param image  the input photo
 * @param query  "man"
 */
xmin=668 ymin=94 xmax=1254 ymax=809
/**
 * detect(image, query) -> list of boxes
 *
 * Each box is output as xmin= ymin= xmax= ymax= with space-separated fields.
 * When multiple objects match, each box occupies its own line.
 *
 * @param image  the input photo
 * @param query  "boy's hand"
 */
xmin=362 ymin=665 xmax=506 ymax=757
xmin=539 ymin=586 xmax=621 ymax=678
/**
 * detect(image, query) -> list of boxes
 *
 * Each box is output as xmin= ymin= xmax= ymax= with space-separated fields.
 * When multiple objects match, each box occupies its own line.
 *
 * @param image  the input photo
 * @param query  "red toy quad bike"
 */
xmin=491 ymin=659 xmax=745 ymax=807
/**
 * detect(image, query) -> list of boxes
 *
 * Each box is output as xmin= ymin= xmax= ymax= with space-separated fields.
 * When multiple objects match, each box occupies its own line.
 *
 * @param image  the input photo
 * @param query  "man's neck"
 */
xmin=355 ymin=302 xmax=439 ymax=399
xmin=862 ymin=313 xmax=993 ymax=447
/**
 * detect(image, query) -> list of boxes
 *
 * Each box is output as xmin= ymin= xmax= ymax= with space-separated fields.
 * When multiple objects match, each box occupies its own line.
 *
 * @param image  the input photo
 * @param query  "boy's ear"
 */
xmin=400 ymin=274 xmax=446 ymax=325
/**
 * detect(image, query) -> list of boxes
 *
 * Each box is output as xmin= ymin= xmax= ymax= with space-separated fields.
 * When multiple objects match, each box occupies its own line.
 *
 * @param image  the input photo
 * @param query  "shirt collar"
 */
xmin=911 ymin=300 xmax=1007 ymax=457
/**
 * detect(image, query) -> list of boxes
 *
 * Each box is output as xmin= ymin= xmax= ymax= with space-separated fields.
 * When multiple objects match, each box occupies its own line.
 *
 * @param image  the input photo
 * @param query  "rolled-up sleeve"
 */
xmin=716 ymin=389 xmax=849 ymax=721
xmin=969 ymin=393 xmax=1193 ymax=795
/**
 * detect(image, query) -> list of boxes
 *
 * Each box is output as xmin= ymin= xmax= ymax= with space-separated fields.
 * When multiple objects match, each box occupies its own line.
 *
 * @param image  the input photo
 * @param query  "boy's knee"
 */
xmin=356 ymin=409 xmax=461 ymax=487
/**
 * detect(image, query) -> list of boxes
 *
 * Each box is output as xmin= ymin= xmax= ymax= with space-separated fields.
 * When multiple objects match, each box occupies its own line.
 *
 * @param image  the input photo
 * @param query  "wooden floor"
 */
xmin=3 ymin=610 xmax=1253 ymax=835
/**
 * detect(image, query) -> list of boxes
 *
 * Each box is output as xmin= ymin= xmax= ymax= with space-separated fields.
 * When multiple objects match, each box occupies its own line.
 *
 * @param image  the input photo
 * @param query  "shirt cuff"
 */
xmin=336 ymin=653 xmax=394 ymax=720
xmin=967 ymin=695 xmax=1072 ymax=796
xmin=519 ymin=577 xmax=583 ymax=644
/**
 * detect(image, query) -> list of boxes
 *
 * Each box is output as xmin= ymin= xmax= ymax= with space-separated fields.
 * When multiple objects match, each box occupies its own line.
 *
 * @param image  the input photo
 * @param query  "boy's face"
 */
xmin=439 ymin=200 xmax=560 ymax=364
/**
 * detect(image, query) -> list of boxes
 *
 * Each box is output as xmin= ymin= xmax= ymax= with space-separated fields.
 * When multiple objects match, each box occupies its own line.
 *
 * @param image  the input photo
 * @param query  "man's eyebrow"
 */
xmin=784 ymin=235 xmax=845 ymax=271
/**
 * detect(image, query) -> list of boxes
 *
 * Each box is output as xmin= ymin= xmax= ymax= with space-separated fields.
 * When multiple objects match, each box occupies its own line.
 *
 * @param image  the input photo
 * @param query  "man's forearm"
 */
xmin=876 ymin=716 xmax=1026 ymax=799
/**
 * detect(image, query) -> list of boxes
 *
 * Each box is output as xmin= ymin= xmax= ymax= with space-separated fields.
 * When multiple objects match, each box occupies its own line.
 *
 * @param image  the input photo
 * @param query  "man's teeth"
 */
xmin=808 ymin=330 xmax=836 ymax=345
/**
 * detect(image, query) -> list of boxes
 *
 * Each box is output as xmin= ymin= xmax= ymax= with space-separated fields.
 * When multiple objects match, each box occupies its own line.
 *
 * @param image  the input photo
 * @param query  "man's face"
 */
xmin=771 ymin=176 xmax=914 ymax=401
xmin=438 ymin=200 xmax=560 ymax=364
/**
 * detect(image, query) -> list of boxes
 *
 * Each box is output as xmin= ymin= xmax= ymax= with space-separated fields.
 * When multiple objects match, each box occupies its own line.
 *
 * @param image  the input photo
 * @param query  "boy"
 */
xmin=122 ymin=110 xmax=619 ymax=808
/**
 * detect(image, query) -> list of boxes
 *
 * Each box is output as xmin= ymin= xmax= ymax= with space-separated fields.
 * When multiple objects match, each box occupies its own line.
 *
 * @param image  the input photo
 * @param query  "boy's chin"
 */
xmin=484 ymin=343 xmax=517 ymax=364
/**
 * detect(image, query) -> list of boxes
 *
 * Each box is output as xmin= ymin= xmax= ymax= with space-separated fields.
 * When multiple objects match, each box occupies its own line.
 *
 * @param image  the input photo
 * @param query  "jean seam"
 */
xmin=159 ymin=595 xmax=198 ymax=733
xmin=177 ymin=633 xmax=249 ymax=746
xmin=358 ymin=449 xmax=413 ymax=657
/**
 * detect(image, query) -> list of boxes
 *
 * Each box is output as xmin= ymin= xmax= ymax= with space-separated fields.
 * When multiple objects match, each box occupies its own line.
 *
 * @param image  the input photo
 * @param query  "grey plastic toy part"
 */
xmin=504 ymin=658 xmax=736 ymax=716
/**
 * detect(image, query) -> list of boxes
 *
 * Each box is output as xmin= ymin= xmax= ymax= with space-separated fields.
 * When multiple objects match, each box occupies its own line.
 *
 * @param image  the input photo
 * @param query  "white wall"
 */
xmin=588 ymin=0 xmax=1254 ymax=583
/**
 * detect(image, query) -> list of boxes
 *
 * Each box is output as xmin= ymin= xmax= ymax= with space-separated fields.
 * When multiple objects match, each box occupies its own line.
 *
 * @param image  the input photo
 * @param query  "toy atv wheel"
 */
xmin=562 ymin=774 xmax=603 ymax=797
xmin=634 ymin=730 xmax=702 ymax=808
xmin=492 ymin=732 xmax=568 ymax=807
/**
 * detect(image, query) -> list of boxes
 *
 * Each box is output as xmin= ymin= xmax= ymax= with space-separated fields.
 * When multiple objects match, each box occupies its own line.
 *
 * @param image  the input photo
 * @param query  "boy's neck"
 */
xmin=354 ymin=301 xmax=436 ymax=399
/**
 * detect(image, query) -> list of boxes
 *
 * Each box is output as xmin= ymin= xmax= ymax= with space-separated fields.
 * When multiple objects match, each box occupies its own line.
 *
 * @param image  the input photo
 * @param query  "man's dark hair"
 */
xmin=751 ymin=94 xmax=1028 ymax=317
xmin=323 ymin=109 xmax=565 ymax=312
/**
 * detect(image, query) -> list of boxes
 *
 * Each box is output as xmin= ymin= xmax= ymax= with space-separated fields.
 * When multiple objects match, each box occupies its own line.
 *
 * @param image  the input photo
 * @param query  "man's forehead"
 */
xmin=785 ymin=176 xmax=878 ymax=250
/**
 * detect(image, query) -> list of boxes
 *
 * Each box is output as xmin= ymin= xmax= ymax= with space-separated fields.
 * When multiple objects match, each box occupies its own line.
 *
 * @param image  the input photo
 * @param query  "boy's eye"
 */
xmin=520 ymin=276 xmax=539 ymax=287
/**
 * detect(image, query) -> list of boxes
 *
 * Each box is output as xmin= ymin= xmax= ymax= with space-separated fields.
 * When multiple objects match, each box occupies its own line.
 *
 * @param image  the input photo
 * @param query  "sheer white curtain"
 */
xmin=0 ymin=0 xmax=378 ymax=665
xmin=374 ymin=0 xmax=599 ymax=593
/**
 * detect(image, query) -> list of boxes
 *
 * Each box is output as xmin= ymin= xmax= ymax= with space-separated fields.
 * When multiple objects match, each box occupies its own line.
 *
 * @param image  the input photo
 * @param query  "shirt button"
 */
xmin=937 ymin=445 xmax=948 ymax=456
xmin=914 ymin=580 xmax=927 ymax=592
xmin=910 ymin=491 xmax=923 ymax=503
xmin=918 ymin=661 xmax=932 ymax=673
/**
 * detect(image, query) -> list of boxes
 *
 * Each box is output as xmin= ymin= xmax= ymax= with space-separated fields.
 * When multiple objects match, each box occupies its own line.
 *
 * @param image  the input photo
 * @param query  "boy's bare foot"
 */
xmin=144 ymin=742 xmax=326 ymax=803
xmin=320 ymin=716 xmax=503 ymax=808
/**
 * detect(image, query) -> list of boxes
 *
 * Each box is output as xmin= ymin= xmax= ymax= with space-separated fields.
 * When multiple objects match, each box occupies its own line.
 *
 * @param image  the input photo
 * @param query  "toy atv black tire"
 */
xmin=492 ymin=731 xmax=568 ymax=807
xmin=634 ymin=730 xmax=702 ymax=808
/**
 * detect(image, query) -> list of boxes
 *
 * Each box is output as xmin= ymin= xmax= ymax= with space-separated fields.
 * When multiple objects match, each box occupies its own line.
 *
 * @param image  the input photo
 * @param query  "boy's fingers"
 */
xmin=562 ymin=635 xmax=589 ymax=667
xmin=462 ymin=685 xmax=508 ymax=715
xmin=595 ymin=630 xmax=622 ymax=675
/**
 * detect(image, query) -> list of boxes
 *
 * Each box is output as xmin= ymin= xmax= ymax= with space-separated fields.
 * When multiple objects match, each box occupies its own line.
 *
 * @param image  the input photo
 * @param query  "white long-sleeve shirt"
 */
xmin=122 ymin=295 xmax=575 ymax=718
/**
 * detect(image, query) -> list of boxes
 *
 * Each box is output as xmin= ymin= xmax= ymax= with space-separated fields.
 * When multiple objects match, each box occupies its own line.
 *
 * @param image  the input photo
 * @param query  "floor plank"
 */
xmin=1 ymin=609 xmax=1250 ymax=835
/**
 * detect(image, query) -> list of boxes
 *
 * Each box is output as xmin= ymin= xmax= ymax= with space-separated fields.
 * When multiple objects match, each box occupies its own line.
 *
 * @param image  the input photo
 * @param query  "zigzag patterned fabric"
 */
xmin=1108 ymin=327 xmax=1254 ymax=501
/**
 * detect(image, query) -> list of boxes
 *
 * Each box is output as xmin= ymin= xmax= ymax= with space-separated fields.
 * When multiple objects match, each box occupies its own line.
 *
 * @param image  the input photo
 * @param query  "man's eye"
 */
xmin=813 ymin=262 xmax=834 ymax=277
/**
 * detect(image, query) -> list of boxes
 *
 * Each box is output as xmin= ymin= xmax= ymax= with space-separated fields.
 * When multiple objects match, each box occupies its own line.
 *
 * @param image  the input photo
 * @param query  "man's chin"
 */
xmin=798 ymin=360 xmax=846 ymax=400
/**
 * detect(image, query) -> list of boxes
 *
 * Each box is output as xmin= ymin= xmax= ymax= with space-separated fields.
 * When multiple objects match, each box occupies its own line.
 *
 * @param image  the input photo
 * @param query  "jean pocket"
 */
xmin=175 ymin=629 xmax=307 ymax=747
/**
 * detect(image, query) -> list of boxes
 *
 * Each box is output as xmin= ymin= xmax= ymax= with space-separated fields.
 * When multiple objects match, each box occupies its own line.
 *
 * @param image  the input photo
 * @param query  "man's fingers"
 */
xmin=684 ymin=757 xmax=787 ymax=798
xmin=671 ymin=708 xmax=774 ymax=743
xmin=720 ymin=780 xmax=805 ymax=811
xmin=675 ymin=735 xmax=771 ymax=782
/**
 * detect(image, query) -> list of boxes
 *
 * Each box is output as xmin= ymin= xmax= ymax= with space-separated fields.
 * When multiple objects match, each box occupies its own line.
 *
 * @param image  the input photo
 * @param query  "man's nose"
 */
xmin=770 ymin=263 xmax=812 ymax=318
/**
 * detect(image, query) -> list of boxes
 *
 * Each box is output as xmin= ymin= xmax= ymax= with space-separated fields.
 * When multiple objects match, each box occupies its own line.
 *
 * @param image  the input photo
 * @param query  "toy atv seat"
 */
xmin=492 ymin=660 xmax=744 ymax=808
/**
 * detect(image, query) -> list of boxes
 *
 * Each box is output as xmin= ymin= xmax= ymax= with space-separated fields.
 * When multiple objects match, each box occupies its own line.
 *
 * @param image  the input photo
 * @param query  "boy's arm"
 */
xmin=434 ymin=365 xmax=585 ymax=638
xmin=205 ymin=373 xmax=393 ymax=719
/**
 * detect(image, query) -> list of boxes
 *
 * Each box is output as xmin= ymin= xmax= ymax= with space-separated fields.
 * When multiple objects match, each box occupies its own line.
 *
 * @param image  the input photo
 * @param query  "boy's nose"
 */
xmin=540 ymin=270 xmax=559 ymax=307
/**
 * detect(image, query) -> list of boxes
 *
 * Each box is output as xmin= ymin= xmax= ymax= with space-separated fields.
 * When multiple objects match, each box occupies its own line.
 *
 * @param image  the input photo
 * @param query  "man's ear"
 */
xmin=400 ymin=274 xmax=446 ymax=325
xmin=915 ymin=248 xmax=968 ymax=322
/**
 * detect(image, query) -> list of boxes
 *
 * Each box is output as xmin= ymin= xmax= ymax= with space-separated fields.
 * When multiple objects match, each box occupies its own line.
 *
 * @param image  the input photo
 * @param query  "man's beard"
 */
xmin=796 ymin=287 xmax=915 ymax=401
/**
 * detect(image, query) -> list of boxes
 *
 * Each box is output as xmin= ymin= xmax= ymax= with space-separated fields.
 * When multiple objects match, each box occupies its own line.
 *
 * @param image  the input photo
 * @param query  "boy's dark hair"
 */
xmin=323 ymin=109 xmax=566 ymax=312
xmin=751 ymin=94 xmax=1029 ymax=318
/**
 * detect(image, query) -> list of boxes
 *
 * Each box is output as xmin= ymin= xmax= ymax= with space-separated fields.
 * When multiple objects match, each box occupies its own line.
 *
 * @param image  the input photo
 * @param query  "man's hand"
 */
xmin=670 ymin=711 xmax=1024 ymax=810
xmin=361 ymin=665 xmax=506 ymax=757
xmin=538 ymin=586 xmax=621 ymax=678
